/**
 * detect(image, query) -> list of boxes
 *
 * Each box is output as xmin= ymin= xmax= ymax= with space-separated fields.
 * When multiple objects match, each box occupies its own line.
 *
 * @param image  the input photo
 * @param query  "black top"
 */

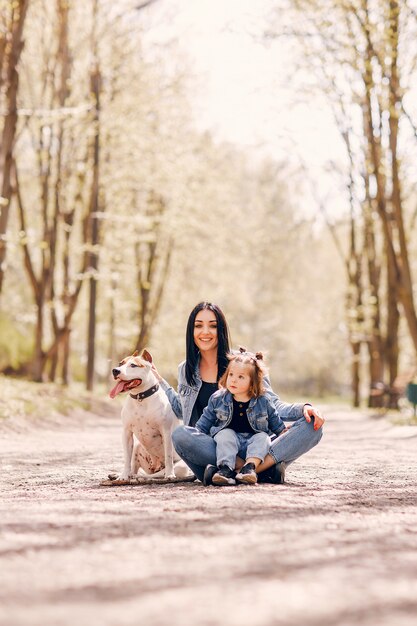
xmin=189 ymin=381 xmax=218 ymax=427
xmin=229 ymin=398 xmax=255 ymax=434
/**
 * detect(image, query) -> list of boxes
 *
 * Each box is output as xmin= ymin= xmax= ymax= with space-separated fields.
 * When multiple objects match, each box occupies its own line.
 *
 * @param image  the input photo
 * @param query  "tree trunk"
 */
xmin=33 ymin=297 xmax=45 ymax=382
xmin=386 ymin=0 xmax=417 ymax=354
xmin=62 ymin=331 xmax=71 ymax=385
xmin=107 ymin=277 xmax=117 ymax=378
xmin=134 ymin=208 xmax=172 ymax=353
xmin=363 ymin=1 xmax=417 ymax=355
xmin=48 ymin=0 xmax=72 ymax=385
xmin=363 ymin=173 xmax=385 ymax=408
xmin=386 ymin=275 xmax=400 ymax=409
xmin=86 ymin=56 xmax=101 ymax=391
xmin=0 ymin=1 xmax=29 ymax=295
xmin=49 ymin=350 xmax=59 ymax=383
xmin=351 ymin=341 xmax=361 ymax=408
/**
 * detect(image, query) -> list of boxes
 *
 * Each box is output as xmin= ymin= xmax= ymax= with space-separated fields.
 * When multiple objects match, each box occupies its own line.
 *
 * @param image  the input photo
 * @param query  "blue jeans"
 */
xmin=172 ymin=418 xmax=323 ymax=482
xmin=214 ymin=429 xmax=271 ymax=469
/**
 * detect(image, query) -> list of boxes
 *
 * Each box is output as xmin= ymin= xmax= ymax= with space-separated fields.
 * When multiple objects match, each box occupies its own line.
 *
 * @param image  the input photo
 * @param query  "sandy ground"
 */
xmin=0 ymin=401 xmax=417 ymax=626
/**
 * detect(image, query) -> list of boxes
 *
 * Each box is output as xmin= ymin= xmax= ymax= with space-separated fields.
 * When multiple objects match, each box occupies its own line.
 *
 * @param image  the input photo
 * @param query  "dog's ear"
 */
xmin=132 ymin=350 xmax=139 ymax=357
xmin=141 ymin=349 xmax=152 ymax=363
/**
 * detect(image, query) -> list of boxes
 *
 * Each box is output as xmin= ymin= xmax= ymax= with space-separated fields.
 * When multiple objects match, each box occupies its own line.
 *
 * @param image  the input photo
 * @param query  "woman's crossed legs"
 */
xmin=172 ymin=418 xmax=323 ymax=483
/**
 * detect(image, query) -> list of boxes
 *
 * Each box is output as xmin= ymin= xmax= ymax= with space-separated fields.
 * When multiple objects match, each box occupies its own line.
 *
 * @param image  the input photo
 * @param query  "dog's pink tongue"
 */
xmin=109 ymin=380 xmax=126 ymax=399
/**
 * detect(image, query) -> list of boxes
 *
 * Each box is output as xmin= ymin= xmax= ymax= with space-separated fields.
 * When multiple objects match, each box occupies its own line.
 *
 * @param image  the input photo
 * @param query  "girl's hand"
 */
xmin=303 ymin=404 xmax=325 ymax=430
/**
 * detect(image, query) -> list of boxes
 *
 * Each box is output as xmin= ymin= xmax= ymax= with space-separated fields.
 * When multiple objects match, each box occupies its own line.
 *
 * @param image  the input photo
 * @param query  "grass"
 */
xmin=285 ymin=391 xmax=417 ymax=427
xmin=2 ymin=375 xmax=416 ymax=428
xmin=283 ymin=392 xmax=352 ymax=406
xmin=391 ymin=412 xmax=417 ymax=426
xmin=0 ymin=375 xmax=114 ymax=424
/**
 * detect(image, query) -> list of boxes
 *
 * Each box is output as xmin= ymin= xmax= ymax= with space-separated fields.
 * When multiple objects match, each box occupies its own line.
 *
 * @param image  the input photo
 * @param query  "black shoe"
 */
xmin=236 ymin=462 xmax=257 ymax=484
xmin=203 ymin=464 xmax=217 ymax=486
xmin=212 ymin=465 xmax=236 ymax=486
xmin=258 ymin=461 xmax=286 ymax=484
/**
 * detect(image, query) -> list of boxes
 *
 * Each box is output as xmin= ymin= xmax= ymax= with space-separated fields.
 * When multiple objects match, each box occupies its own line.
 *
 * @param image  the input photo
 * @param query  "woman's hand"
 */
xmin=151 ymin=363 xmax=163 ymax=382
xmin=303 ymin=404 xmax=325 ymax=430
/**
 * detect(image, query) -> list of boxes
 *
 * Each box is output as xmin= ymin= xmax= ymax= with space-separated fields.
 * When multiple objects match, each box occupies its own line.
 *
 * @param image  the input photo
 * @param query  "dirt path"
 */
xmin=1 ymin=403 xmax=416 ymax=626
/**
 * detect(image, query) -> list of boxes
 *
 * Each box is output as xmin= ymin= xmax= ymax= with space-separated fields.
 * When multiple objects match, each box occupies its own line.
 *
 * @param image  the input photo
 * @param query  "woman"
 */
xmin=154 ymin=301 xmax=324 ymax=483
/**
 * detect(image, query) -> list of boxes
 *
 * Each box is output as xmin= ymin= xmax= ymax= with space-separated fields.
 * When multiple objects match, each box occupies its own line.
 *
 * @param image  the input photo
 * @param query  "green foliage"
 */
xmin=0 ymin=313 xmax=33 ymax=372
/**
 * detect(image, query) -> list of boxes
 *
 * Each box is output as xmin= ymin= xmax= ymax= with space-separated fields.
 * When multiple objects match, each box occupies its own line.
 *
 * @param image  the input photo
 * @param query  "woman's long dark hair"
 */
xmin=185 ymin=302 xmax=231 ymax=386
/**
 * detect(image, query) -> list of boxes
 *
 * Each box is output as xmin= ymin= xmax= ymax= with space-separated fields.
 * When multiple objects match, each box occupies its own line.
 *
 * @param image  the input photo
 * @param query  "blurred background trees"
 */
xmin=0 ymin=0 xmax=416 ymax=407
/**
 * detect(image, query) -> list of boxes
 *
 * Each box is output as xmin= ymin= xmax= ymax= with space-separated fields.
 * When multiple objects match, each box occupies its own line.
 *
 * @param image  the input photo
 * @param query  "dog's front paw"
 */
xmin=165 ymin=472 xmax=176 ymax=480
xmin=115 ymin=473 xmax=131 ymax=481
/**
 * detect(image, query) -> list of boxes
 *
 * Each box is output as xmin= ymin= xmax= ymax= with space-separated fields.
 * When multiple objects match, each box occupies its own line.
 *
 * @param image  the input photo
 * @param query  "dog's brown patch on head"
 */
xmin=142 ymin=349 xmax=153 ymax=363
xmin=118 ymin=355 xmax=144 ymax=367
xmin=132 ymin=350 xmax=139 ymax=357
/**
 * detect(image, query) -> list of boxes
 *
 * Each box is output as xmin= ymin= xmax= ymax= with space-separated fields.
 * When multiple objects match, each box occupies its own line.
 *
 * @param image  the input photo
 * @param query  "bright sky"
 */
xmin=143 ymin=0 xmax=347 ymax=206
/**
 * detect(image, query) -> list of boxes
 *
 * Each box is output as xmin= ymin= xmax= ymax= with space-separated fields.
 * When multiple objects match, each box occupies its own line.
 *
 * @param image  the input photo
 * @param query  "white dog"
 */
xmin=110 ymin=350 xmax=190 ymax=481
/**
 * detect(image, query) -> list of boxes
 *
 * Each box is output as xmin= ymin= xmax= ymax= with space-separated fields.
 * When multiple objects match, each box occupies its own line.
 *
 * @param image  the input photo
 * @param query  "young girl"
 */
xmin=195 ymin=348 xmax=287 ymax=486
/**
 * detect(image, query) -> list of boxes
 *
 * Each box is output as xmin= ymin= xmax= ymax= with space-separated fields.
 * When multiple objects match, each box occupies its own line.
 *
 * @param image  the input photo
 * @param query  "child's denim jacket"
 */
xmin=160 ymin=358 xmax=305 ymax=427
xmin=195 ymin=389 xmax=287 ymax=438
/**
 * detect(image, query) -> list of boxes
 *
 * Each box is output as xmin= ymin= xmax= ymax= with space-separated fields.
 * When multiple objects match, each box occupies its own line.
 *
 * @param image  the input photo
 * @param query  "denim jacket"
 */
xmin=160 ymin=360 xmax=202 ymax=425
xmin=195 ymin=389 xmax=287 ymax=437
xmin=160 ymin=358 xmax=306 ymax=426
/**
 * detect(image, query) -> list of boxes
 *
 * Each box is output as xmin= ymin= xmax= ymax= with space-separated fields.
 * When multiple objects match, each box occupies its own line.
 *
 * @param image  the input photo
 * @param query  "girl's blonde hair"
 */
xmin=219 ymin=346 xmax=267 ymax=398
